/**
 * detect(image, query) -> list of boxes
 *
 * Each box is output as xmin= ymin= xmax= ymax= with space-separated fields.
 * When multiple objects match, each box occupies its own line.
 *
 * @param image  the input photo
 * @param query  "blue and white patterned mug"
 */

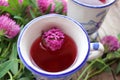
xmin=17 ymin=14 xmax=104 ymax=80
xmin=67 ymin=0 xmax=116 ymax=35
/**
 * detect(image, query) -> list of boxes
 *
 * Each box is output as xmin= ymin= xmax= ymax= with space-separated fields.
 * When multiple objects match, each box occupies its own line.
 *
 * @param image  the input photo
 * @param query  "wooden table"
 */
xmin=72 ymin=0 xmax=120 ymax=80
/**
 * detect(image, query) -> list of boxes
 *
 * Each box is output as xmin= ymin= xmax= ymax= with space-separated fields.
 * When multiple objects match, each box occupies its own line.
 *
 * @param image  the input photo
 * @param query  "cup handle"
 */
xmin=88 ymin=42 xmax=104 ymax=61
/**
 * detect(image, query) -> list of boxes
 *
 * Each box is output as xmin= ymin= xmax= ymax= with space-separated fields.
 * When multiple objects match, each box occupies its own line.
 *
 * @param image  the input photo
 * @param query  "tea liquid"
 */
xmin=79 ymin=0 xmax=107 ymax=5
xmin=30 ymin=34 xmax=77 ymax=72
xmin=99 ymin=0 xmax=106 ymax=3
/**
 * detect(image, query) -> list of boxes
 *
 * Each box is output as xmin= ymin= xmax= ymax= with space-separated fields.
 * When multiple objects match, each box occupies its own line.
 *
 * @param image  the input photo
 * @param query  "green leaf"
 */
xmin=29 ymin=9 xmax=36 ymax=19
xmin=14 ymin=16 xmax=26 ymax=24
xmin=0 ymin=59 xmax=17 ymax=78
xmin=8 ymin=0 xmax=21 ymax=13
xmin=0 ymin=42 xmax=11 ymax=61
xmin=0 ymin=6 xmax=5 ymax=14
xmin=19 ymin=77 xmax=31 ymax=80
xmin=0 ymin=30 xmax=5 ymax=36
xmin=28 ymin=0 xmax=38 ymax=8
xmin=8 ymin=0 xmax=19 ymax=7
xmin=1 ymin=0 xmax=29 ymax=17
xmin=91 ymin=59 xmax=108 ymax=70
xmin=17 ymin=68 xmax=34 ymax=80
xmin=55 ymin=1 xmax=63 ymax=13
xmin=45 ymin=4 xmax=52 ymax=14
xmin=10 ymin=43 xmax=18 ymax=75
xmin=0 ymin=6 xmax=17 ymax=16
xmin=116 ymin=61 xmax=120 ymax=75
xmin=22 ymin=0 xmax=30 ymax=6
xmin=106 ymin=52 xmax=120 ymax=60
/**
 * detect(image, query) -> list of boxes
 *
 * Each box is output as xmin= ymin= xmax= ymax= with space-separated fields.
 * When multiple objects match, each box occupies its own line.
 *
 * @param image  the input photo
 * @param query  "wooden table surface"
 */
xmin=72 ymin=0 xmax=120 ymax=80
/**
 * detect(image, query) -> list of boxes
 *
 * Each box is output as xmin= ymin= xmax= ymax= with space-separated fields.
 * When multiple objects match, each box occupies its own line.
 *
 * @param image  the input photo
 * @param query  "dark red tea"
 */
xmin=30 ymin=34 xmax=77 ymax=72
xmin=99 ymin=0 xmax=106 ymax=3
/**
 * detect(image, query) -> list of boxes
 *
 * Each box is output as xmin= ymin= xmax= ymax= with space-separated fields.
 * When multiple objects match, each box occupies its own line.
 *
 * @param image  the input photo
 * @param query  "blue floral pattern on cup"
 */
xmin=81 ymin=10 xmax=106 ymax=34
xmin=67 ymin=0 xmax=116 ymax=35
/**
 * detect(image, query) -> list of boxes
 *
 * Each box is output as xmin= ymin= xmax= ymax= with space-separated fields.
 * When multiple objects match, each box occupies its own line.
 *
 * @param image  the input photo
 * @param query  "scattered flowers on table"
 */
xmin=78 ymin=34 xmax=120 ymax=80
xmin=0 ymin=15 xmax=20 ymax=38
xmin=42 ymin=27 xmax=64 ymax=51
xmin=100 ymin=35 xmax=120 ymax=52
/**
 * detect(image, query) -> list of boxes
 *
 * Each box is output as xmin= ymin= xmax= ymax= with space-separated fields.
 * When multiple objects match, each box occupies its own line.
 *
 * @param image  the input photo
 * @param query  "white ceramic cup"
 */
xmin=67 ymin=0 xmax=116 ymax=35
xmin=17 ymin=14 xmax=104 ymax=80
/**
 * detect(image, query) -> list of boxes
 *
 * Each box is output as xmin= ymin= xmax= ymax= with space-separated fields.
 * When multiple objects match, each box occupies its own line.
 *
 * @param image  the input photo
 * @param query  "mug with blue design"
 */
xmin=17 ymin=14 xmax=104 ymax=80
xmin=67 ymin=0 xmax=116 ymax=35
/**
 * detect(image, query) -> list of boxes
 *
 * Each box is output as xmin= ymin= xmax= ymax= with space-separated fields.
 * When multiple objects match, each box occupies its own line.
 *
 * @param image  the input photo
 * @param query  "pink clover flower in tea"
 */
xmin=0 ymin=0 xmax=9 ymax=6
xmin=0 ymin=15 xmax=20 ymax=38
xmin=100 ymin=35 xmax=120 ymax=52
xmin=42 ymin=27 xmax=65 ymax=51
xmin=37 ymin=0 xmax=67 ymax=14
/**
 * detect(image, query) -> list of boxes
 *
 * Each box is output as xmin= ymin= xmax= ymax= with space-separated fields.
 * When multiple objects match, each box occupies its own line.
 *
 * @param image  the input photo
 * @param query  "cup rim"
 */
xmin=72 ymin=0 xmax=116 ymax=8
xmin=17 ymin=14 xmax=90 ymax=78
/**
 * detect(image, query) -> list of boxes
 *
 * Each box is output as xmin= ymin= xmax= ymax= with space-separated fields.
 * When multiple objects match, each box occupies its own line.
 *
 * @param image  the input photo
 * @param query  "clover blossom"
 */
xmin=61 ymin=0 xmax=67 ymax=13
xmin=0 ymin=15 xmax=20 ymax=38
xmin=37 ymin=0 xmax=55 ymax=13
xmin=100 ymin=35 xmax=120 ymax=52
xmin=37 ymin=0 xmax=67 ymax=14
xmin=42 ymin=27 xmax=64 ymax=51
xmin=0 ymin=0 xmax=9 ymax=6
xmin=18 ymin=0 xmax=23 ymax=4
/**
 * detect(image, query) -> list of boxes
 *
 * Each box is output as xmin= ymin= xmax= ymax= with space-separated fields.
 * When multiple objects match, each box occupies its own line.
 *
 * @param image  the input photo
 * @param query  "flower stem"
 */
xmin=0 ymin=42 xmax=12 ymax=60
xmin=8 ymin=71 xmax=13 ymax=80
xmin=84 ymin=71 xmax=90 ymax=80
xmin=77 ymin=60 xmax=96 ymax=80
xmin=13 ymin=60 xmax=24 ymax=79
xmin=88 ymin=59 xmax=117 ymax=79
xmin=88 ymin=65 xmax=108 ymax=79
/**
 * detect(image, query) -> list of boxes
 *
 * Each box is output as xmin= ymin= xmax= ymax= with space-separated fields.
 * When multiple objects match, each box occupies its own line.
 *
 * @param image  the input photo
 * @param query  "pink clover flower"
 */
xmin=0 ymin=15 xmax=20 ymax=38
xmin=42 ymin=27 xmax=64 ymax=51
xmin=101 ymin=35 xmax=120 ymax=52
